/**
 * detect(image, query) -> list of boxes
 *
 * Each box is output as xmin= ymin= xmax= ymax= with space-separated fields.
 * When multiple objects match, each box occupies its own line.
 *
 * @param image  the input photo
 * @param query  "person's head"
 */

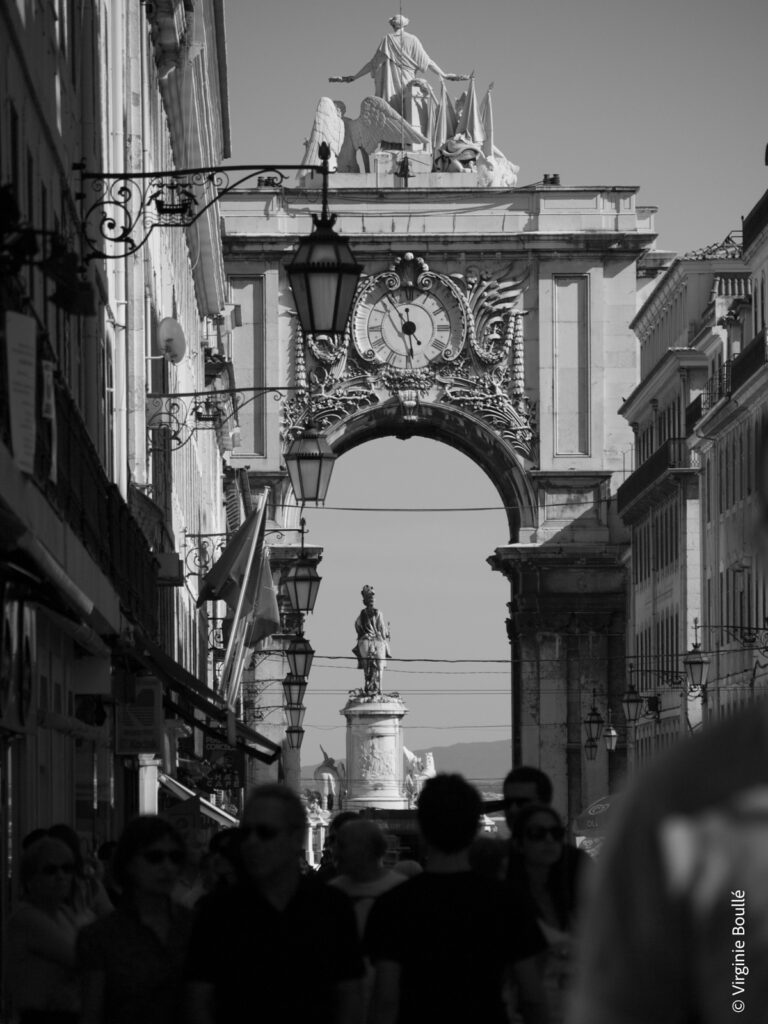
xmin=336 ymin=819 xmax=388 ymax=880
xmin=361 ymin=585 xmax=375 ymax=608
xmin=21 ymin=828 xmax=49 ymax=851
xmin=206 ymin=828 xmax=242 ymax=889
xmin=323 ymin=811 xmax=358 ymax=866
xmin=513 ymin=804 xmax=566 ymax=868
xmin=503 ymin=767 xmax=553 ymax=830
xmin=469 ymin=835 xmax=509 ymax=881
xmin=47 ymin=824 xmax=84 ymax=874
xmin=113 ymin=816 xmax=186 ymax=899
xmin=20 ymin=837 xmax=76 ymax=908
xmin=240 ymin=784 xmax=307 ymax=883
xmin=388 ymin=14 xmax=409 ymax=30
xmin=417 ymin=774 xmax=481 ymax=855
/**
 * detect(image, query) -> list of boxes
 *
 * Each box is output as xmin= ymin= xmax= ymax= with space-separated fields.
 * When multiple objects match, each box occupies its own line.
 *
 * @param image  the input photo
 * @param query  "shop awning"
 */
xmin=132 ymin=637 xmax=281 ymax=765
xmin=158 ymin=773 xmax=239 ymax=827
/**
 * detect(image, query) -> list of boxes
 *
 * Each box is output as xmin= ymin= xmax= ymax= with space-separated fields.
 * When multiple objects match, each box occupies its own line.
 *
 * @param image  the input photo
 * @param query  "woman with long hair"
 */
xmin=77 ymin=817 xmax=192 ymax=1024
xmin=509 ymin=803 xmax=584 ymax=1022
xmin=7 ymin=836 xmax=81 ymax=1024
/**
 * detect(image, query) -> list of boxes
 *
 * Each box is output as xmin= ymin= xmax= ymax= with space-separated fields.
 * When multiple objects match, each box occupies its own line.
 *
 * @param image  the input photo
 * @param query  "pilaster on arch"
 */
xmin=318 ymin=402 xmax=536 ymax=543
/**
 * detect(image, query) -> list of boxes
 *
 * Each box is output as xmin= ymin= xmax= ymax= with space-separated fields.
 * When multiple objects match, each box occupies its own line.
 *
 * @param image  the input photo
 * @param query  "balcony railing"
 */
xmin=617 ymin=437 xmax=698 ymax=515
xmin=743 ymin=188 xmax=768 ymax=252
xmin=730 ymin=329 xmax=768 ymax=394
xmin=0 ymin=315 xmax=158 ymax=636
xmin=702 ymin=361 xmax=732 ymax=412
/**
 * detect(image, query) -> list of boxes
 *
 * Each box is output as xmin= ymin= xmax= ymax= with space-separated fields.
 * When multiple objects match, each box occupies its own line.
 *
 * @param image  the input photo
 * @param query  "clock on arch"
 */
xmin=351 ymin=254 xmax=466 ymax=371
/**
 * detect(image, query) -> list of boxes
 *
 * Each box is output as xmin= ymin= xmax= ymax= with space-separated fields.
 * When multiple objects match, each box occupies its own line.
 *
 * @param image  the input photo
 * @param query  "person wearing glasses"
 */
xmin=185 ymin=784 xmax=364 ymax=1024
xmin=77 ymin=817 xmax=192 ymax=1024
xmin=7 ymin=836 xmax=81 ymax=1024
xmin=510 ymin=805 xmax=579 ymax=1022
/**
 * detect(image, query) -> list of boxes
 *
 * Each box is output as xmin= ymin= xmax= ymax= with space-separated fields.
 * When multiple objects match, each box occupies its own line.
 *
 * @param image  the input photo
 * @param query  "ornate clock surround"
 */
xmin=283 ymin=251 xmax=537 ymax=470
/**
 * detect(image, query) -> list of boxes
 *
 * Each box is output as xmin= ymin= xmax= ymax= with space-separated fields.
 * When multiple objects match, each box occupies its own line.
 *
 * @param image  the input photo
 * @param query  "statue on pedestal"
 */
xmin=352 ymin=585 xmax=391 ymax=696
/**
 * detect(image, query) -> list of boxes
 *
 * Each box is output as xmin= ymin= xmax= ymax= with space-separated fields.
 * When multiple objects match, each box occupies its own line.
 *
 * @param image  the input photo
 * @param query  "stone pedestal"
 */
xmin=342 ymin=694 xmax=408 ymax=810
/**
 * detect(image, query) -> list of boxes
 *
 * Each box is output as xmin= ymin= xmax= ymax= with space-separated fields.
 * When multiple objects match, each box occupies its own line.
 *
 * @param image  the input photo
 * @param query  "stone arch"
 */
xmin=322 ymin=402 xmax=536 ymax=542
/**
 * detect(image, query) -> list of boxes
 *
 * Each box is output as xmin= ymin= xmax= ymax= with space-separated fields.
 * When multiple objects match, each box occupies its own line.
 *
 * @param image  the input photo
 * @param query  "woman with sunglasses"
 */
xmin=7 ymin=836 xmax=82 ymax=1024
xmin=509 ymin=804 xmax=583 ymax=1022
xmin=77 ymin=817 xmax=193 ymax=1024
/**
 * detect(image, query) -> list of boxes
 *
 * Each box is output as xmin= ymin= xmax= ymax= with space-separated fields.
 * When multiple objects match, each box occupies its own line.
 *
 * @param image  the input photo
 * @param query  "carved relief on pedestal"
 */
xmin=282 ymin=253 xmax=536 ymax=459
xmin=358 ymin=739 xmax=397 ymax=781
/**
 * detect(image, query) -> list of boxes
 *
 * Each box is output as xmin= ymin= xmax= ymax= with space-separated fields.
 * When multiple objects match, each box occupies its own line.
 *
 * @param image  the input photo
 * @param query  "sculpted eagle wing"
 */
xmin=300 ymin=97 xmax=345 ymax=177
xmin=350 ymin=96 xmax=429 ymax=155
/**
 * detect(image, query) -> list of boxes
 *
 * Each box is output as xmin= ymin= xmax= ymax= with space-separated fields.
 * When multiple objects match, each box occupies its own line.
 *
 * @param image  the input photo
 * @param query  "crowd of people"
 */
xmin=10 ymin=767 xmax=590 ymax=1024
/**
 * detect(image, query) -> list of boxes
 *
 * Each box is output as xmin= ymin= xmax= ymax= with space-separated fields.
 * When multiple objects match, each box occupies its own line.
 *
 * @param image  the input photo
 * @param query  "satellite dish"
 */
xmin=157 ymin=318 xmax=187 ymax=364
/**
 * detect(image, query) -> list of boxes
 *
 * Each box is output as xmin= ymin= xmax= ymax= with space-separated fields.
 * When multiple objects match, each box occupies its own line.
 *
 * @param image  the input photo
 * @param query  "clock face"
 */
xmin=352 ymin=278 xmax=466 ymax=370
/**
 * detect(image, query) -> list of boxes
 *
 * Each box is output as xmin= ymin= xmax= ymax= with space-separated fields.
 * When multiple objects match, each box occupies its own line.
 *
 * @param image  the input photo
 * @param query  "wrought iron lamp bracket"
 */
xmin=75 ymin=157 xmax=329 ymax=261
xmin=146 ymin=385 xmax=294 ymax=450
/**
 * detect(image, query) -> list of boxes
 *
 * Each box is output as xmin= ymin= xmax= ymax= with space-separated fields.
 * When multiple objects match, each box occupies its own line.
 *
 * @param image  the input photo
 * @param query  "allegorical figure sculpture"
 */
xmin=329 ymin=15 xmax=469 ymax=113
xmin=352 ymin=585 xmax=391 ymax=696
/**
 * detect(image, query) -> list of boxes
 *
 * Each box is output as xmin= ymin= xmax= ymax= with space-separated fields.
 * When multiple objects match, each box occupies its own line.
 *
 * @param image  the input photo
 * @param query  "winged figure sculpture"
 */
xmin=301 ymin=96 xmax=429 ymax=177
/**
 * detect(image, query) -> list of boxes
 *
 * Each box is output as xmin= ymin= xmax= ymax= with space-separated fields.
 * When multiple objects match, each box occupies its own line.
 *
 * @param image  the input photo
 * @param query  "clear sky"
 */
xmin=223 ymin=0 xmax=768 ymax=764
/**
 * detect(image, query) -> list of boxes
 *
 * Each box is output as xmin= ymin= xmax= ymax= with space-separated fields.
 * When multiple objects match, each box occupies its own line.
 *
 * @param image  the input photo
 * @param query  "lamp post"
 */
xmin=683 ymin=619 xmax=711 ymax=698
xmin=284 ymin=424 xmax=337 ymax=504
xmin=286 ymin=634 xmax=315 ymax=679
xmin=621 ymin=681 xmax=644 ymax=724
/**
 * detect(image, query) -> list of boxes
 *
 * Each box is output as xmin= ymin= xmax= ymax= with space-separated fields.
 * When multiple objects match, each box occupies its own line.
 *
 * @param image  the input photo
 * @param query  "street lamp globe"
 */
xmin=683 ymin=643 xmax=710 ymax=695
xmin=282 ymin=674 xmax=308 ymax=708
xmin=286 ymin=727 xmax=305 ymax=751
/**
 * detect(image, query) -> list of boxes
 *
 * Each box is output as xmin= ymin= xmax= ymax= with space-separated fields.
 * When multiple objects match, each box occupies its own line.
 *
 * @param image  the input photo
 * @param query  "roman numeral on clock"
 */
xmin=430 ymin=338 xmax=447 ymax=352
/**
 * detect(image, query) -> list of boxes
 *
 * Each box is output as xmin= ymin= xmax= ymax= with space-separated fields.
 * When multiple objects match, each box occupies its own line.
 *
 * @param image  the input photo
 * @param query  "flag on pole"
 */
xmin=245 ymin=555 xmax=281 ymax=648
xmin=457 ymin=74 xmax=485 ymax=147
xmin=197 ymin=504 xmax=265 ymax=610
xmin=432 ymin=82 xmax=458 ymax=157
xmin=480 ymin=83 xmax=495 ymax=158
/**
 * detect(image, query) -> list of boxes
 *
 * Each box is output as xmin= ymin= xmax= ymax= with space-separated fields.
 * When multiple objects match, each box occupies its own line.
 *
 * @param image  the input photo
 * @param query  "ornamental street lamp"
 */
xmin=584 ymin=738 xmax=599 ymax=762
xmin=286 ymin=144 xmax=362 ymax=337
xmin=286 ymin=705 xmax=306 ymax=730
xmin=604 ymin=710 xmax=619 ymax=752
xmin=285 ymin=634 xmax=315 ymax=679
xmin=284 ymin=423 xmax=336 ymax=504
xmin=286 ymin=727 xmax=305 ymax=751
xmin=282 ymin=674 xmax=308 ymax=708
xmin=283 ymin=519 xmax=322 ymax=613
xmin=583 ymin=691 xmax=605 ymax=744
xmin=683 ymin=619 xmax=711 ymax=697
xmin=621 ymin=682 xmax=644 ymax=723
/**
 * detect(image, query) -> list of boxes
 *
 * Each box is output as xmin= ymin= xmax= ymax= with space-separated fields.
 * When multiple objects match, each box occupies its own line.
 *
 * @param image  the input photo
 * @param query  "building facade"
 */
xmin=617 ymin=236 xmax=749 ymax=771
xmin=0 ymin=0 xmax=262 ymax=965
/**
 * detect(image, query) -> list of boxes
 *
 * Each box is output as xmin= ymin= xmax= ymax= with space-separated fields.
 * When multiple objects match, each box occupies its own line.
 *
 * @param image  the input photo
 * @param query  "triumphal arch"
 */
xmin=221 ymin=17 xmax=661 ymax=819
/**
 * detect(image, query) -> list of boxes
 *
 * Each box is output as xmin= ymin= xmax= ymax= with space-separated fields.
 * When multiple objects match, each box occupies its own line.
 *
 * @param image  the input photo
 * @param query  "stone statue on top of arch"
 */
xmin=352 ymin=585 xmax=392 ymax=697
xmin=329 ymin=14 xmax=470 ymax=117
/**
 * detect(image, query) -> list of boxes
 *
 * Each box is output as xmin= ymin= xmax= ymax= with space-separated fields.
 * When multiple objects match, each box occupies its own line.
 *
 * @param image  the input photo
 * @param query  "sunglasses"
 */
xmin=241 ymin=824 xmax=283 ymax=842
xmin=141 ymin=849 xmax=184 ymax=866
xmin=40 ymin=862 xmax=76 ymax=877
xmin=524 ymin=825 xmax=566 ymax=842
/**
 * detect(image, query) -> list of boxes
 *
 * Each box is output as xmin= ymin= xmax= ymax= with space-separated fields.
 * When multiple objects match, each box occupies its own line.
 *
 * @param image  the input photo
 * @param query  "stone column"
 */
xmin=342 ymin=695 xmax=408 ymax=811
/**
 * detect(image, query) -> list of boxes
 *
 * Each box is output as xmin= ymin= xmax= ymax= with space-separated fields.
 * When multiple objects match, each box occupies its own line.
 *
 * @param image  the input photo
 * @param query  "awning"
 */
xmin=131 ymin=636 xmax=281 ymax=765
xmin=158 ymin=773 xmax=239 ymax=827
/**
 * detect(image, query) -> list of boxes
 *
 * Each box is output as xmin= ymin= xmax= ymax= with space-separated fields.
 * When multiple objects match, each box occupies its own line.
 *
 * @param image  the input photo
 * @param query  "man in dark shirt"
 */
xmin=366 ymin=774 xmax=549 ymax=1024
xmin=186 ymin=784 xmax=364 ymax=1024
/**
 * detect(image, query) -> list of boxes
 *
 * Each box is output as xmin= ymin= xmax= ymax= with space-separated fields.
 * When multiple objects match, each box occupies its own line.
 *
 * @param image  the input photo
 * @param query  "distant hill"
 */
xmin=302 ymin=738 xmax=510 ymax=796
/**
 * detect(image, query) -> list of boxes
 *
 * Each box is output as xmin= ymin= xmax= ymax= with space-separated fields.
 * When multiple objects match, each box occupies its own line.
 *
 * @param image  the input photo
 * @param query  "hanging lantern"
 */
xmin=286 ymin=635 xmax=314 ymax=679
xmin=583 ymin=691 xmax=604 ymax=744
xmin=286 ymin=705 xmax=306 ymax=730
xmin=282 ymin=674 xmax=308 ymax=708
xmin=284 ymin=559 xmax=322 ymax=614
xmin=284 ymin=423 xmax=336 ymax=505
xmin=584 ymin=738 xmax=599 ymax=762
xmin=621 ymin=683 xmax=644 ymax=723
xmin=683 ymin=643 xmax=710 ymax=696
xmin=286 ymin=727 xmax=305 ymax=750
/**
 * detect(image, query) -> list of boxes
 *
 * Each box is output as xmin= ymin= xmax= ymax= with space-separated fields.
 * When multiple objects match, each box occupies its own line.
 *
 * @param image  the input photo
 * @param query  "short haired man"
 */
xmin=502 ymin=766 xmax=553 ymax=827
xmin=186 ymin=784 xmax=364 ymax=1024
xmin=330 ymin=819 xmax=404 ymax=936
xmin=366 ymin=774 xmax=549 ymax=1024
